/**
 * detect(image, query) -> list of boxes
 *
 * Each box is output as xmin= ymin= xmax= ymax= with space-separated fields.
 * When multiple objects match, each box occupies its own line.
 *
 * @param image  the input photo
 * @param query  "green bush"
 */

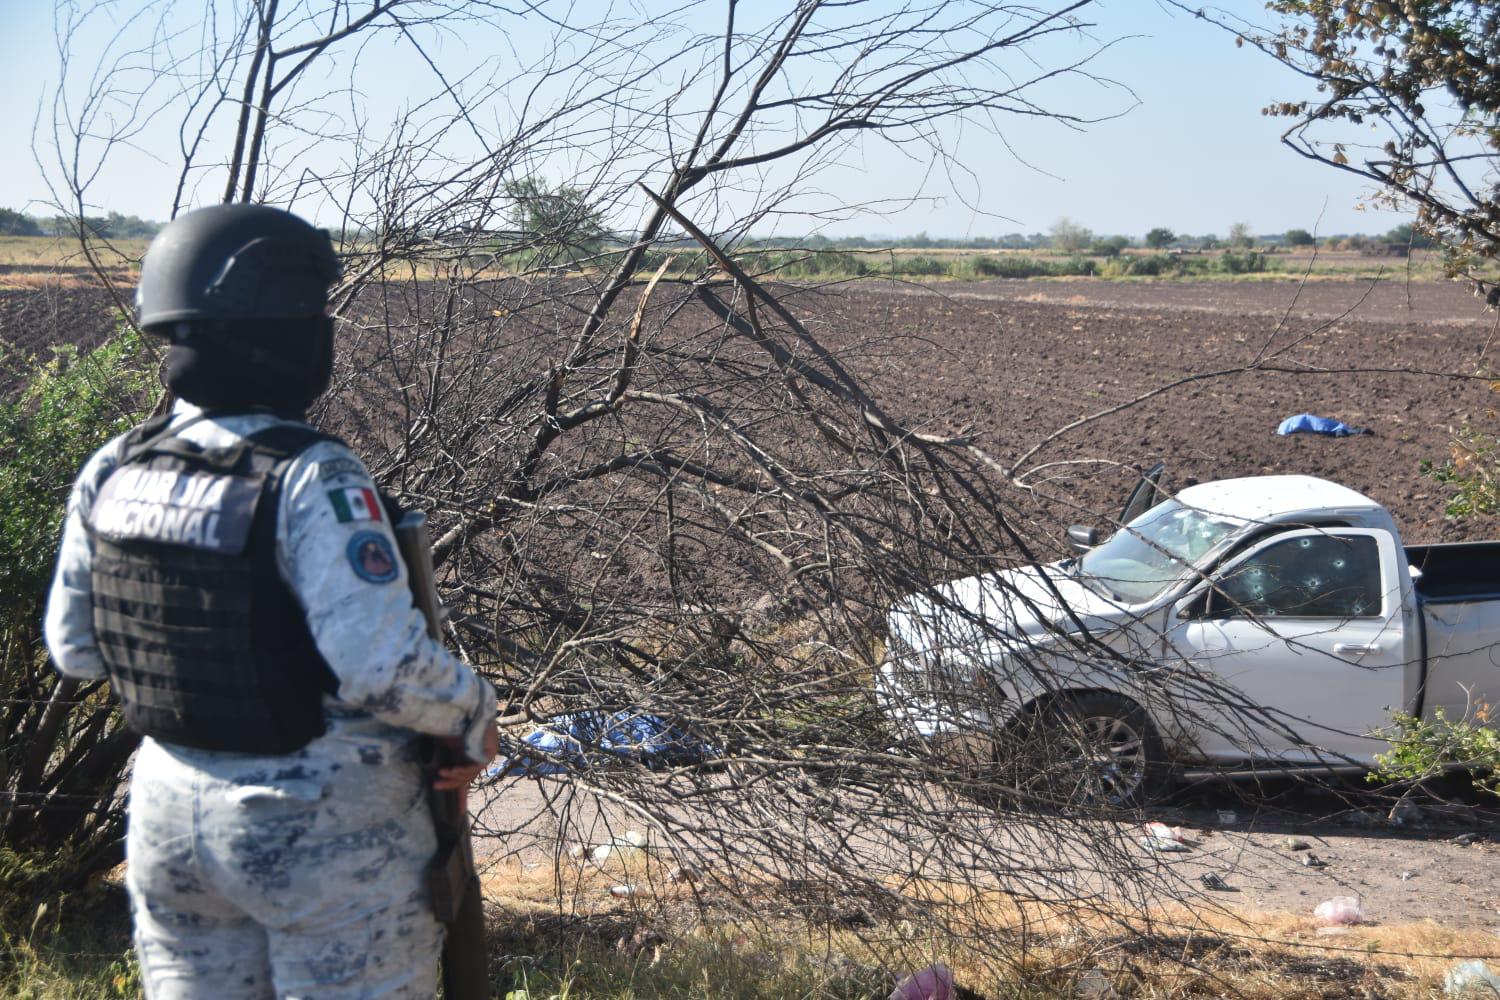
xmin=965 ymin=255 xmax=1050 ymax=278
xmin=896 ymin=255 xmax=946 ymax=277
xmin=1371 ymin=706 xmax=1498 ymax=796
xmin=1098 ymin=254 xmax=1182 ymax=278
xmin=736 ymin=249 xmax=872 ymax=279
xmin=1088 ymin=236 xmax=1130 ymax=257
xmin=1422 ymin=428 xmax=1500 ymax=518
xmin=1220 ymin=249 xmax=1267 ymax=274
xmin=1 ymin=325 xmax=156 ymax=897
xmin=1128 ymin=254 xmax=1167 ymax=277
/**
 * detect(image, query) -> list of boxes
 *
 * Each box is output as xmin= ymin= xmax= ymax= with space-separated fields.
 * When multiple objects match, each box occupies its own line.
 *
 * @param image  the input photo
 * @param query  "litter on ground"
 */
xmin=488 ymin=710 xmax=721 ymax=776
xmin=888 ymin=962 xmax=954 ymax=1000
xmin=1314 ymin=896 xmax=1365 ymax=925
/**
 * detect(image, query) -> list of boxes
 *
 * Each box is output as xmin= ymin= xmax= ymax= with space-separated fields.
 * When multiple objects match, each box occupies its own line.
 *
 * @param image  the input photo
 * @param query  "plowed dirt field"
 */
xmin=6 ymin=273 xmax=1495 ymax=540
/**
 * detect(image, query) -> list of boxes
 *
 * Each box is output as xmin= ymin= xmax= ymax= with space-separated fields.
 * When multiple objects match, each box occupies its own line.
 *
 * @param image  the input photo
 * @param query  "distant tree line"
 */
xmin=749 ymin=220 xmax=1435 ymax=254
xmin=0 ymin=209 xmax=163 ymax=239
xmin=0 ymin=202 xmax=1431 ymax=257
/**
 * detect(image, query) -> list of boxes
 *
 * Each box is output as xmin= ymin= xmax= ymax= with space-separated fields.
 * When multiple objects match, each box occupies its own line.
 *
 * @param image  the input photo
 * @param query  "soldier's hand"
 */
xmin=433 ymin=720 xmax=500 ymax=801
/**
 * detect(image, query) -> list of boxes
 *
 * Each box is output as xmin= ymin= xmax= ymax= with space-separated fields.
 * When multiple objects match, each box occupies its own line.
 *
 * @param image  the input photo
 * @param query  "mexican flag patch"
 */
xmin=327 ymin=486 xmax=382 ymax=523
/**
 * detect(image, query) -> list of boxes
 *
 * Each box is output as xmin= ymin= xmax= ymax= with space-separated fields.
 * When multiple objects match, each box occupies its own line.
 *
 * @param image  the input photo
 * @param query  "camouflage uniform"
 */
xmin=45 ymin=402 xmax=495 ymax=999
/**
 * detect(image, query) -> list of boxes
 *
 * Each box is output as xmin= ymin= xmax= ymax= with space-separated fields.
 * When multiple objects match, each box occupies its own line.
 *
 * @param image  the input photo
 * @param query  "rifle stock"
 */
xmin=393 ymin=511 xmax=490 ymax=998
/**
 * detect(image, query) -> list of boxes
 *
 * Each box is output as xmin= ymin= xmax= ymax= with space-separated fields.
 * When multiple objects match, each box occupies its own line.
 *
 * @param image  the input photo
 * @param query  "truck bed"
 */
xmin=1407 ymin=543 xmax=1500 ymax=722
xmin=1406 ymin=542 xmax=1500 ymax=603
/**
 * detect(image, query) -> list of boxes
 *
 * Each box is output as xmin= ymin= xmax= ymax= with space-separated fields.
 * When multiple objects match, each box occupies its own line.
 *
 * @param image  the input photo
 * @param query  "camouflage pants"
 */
xmin=126 ymin=737 xmax=443 ymax=999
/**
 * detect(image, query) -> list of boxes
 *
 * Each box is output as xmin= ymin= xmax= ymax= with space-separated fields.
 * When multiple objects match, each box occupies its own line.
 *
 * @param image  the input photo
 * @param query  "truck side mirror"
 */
xmin=1066 ymin=525 xmax=1100 ymax=552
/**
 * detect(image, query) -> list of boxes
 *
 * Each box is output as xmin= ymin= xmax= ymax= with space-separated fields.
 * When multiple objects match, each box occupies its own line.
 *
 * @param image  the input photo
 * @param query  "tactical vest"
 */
xmin=86 ymin=413 xmax=341 ymax=754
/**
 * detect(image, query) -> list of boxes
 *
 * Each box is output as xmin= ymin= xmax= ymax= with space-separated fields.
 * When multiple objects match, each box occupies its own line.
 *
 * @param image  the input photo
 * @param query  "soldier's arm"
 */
xmin=43 ymin=443 xmax=123 ymax=680
xmin=278 ymin=440 xmax=496 ymax=762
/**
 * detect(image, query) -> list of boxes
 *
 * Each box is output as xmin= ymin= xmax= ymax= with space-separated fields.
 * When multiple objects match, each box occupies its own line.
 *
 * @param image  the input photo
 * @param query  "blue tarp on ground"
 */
xmin=488 ymin=710 xmax=721 ymax=777
xmin=1276 ymin=413 xmax=1368 ymax=437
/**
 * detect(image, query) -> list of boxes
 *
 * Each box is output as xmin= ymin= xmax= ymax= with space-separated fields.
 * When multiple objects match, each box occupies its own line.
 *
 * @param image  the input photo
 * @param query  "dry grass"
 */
xmin=7 ymin=844 xmax=1495 ymax=998
xmin=0 ymin=237 xmax=144 ymax=293
xmin=472 ymin=843 xmax=1500 ymax=998
xmin=0 ymin=237 xmax=148 ymax=269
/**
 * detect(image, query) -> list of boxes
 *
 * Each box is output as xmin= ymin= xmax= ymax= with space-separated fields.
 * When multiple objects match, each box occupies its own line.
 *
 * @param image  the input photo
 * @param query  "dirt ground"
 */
xmin=469 ymin=768 xmax=1500 ymax=935
xmin=791 ymin=276 xmax=1500 ymax=545
xmin=10 ymin=273 xmax=1500 ymax=933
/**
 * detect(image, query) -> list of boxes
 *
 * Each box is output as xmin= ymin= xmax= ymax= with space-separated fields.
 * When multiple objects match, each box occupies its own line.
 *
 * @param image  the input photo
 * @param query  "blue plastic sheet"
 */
xmin=488 ymin=710 xmax=720 ymax=777
xmin=1276 ymin=413 xmax=1368 ymax=437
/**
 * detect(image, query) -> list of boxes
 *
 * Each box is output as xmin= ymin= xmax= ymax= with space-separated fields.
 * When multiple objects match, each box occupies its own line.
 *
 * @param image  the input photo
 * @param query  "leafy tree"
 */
xmin=1227 ymin=222 xmax=1255 ymax=248
xmin=1383 ymin=222 xmax=1437 ymax=249
xmin=1181 ymin=0 xmax=1499 ymax=302
xmin=1049 ymin=217 xmax=1092 ymax=253
xmin=1143 ymin=227 xmax=1175 ymax=249
xmin=1197 ymin=233 xmax=1221 ymax=250
xmin=1282 ymin=228 xmax=1314 ymax=247
xmin=43 ymin=213 xmax=161 ymax=240
xmin=504 ymin=178 xmax=609 ymax=257
xmin=0 ymin=209 xmax=42 ymax=237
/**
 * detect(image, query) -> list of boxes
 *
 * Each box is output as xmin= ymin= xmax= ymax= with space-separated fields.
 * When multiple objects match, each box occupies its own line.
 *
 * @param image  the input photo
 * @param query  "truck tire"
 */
xmin=999 ymin=690 xmax=1168 ymax=811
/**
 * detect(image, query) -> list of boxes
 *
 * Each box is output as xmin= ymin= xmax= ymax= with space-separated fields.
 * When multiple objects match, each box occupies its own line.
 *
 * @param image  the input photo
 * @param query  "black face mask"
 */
xmin=163 ymin=318 xmax=334 ymax=417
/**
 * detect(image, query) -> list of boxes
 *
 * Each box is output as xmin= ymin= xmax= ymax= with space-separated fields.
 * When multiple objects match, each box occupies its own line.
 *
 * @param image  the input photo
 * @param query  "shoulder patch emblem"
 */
xmin=347 ymin=531 xmax=399 ymax=584
xmin=318 ymin=457 xmax=367 ymax=483
xmin=327 ymin=485 xmax=382 ymax=523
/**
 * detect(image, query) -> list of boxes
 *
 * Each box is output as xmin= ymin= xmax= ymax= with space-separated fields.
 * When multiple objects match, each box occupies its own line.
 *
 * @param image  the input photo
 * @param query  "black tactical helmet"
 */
xmin=136 ymin=204 xmax=341 ymax=330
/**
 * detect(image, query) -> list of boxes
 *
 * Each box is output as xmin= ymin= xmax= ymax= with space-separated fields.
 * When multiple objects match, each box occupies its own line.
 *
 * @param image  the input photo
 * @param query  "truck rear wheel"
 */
xmin=1000 ymin=691 xmax=1168 ymax=811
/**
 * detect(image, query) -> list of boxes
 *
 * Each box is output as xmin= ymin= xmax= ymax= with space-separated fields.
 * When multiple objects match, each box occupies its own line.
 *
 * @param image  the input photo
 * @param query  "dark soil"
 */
xmin=795 ymin=277 xmax=1498 ymax=543
xmin=5 ymin=275 xmax=1495 ymax=546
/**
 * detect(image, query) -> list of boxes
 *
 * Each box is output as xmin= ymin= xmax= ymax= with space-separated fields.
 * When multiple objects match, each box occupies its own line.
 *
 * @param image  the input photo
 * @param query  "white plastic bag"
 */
xmin=1313 ymin=896 xmax=1364 ymax=925
xmin=888 ymin=963 xmax=954 ymax=1000
xmin=1445 ymin=959 xmax=1500 ymax=996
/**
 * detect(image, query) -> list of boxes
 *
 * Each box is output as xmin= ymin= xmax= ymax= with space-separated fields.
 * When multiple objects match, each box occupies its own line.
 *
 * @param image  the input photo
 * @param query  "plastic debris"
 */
xmin=1282 ymin=836 xmax=1312 ymax=851
xmin=1199 ymin=873 xmax=1237 ymax=892
xmin=1140 ymin=835 xmax=1189 ymax=853
xmin=1444 ymin=959 xmax=1500 ymax=996
xmin=1400 ymin=870 xmax=1415 ymax=881
xmin=1388 ymin=800 xmax=1425 ymax=827
xmin=591 ymin=830 xmax=649 ymax=865
xmin=1217 ymin=810 xmax=1238 ymax=825
xmin=488 ymin=710 xmax=721 ymax=777
xmin=1452 ymin=832 xmax=1482 ymax=847
xmin=1074 ymin=968 xmax=1121 ymax=998
xmin=665 ymin=864 xmax=700 ymax=884
xmin=1145 ymin=822 xmax=1189 ymax=843
xmin=608 ymin=884 xmax=641 ymax=898
xmin=1301 ymin=853 xmax=1328 ymax=869
xmin=1276 ymin=413 xmax=1368 ymax=437
xmin=888 ymin=962 xmax=954 ymax=1000
xmin=1314 ymin=896 xmax=1365 ymax=925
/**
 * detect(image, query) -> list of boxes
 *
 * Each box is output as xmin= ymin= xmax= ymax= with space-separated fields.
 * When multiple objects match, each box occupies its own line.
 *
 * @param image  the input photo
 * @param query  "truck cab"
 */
xmin=879 ymin=474 xmax=1500 ymax=804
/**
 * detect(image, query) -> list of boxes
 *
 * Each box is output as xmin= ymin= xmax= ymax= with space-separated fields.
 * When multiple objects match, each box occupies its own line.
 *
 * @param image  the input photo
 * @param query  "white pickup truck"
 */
xmin=878 ymin=473 xmax=1500 ymax=806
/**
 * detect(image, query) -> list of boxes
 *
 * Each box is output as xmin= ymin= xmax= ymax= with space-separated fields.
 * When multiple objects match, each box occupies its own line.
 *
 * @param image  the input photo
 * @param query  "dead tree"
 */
xmin=20 ymin=0 xmax=1422 ymax=986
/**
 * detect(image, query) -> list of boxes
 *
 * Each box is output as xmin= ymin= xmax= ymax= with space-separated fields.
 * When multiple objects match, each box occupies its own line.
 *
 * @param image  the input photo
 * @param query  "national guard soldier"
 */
xmin=44 ymin=204 xmax=498 ymax=999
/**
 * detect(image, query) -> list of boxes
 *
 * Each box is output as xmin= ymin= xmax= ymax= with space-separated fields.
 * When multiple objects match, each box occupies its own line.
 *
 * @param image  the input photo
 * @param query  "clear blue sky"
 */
xmin=0 ymin=1 xmax=1410 ymax=239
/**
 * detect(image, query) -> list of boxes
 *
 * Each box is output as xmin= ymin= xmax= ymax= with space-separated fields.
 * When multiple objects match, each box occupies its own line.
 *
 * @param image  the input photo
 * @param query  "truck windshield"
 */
xmin=1078 ymin=500 xmax=1245 ymax=604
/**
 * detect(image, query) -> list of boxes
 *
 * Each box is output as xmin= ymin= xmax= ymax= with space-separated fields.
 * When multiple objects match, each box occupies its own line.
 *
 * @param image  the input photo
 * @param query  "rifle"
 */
xmin=393 ymin=510 xmax=490 ymax=999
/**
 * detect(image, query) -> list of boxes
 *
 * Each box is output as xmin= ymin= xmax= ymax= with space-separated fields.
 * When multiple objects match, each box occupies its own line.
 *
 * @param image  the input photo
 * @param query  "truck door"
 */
xmin=1165 ymin=527 xmax=1408 ymax=766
